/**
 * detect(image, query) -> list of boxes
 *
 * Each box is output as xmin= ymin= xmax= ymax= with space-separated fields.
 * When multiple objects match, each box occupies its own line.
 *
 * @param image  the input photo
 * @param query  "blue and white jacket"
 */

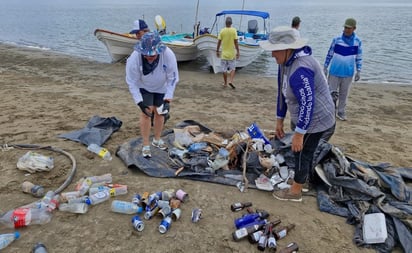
xmin=324 ymin=33 xmax=362 ymax=77
xmin=277 ymin=46 xmax=335 ymax=134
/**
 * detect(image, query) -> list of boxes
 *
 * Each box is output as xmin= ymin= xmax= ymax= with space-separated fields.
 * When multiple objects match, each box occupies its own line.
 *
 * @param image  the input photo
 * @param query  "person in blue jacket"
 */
xmin=259 ymin=26 xmax=335 ymax=202
xmin=324 ymin=18 xmax=362 ymax=121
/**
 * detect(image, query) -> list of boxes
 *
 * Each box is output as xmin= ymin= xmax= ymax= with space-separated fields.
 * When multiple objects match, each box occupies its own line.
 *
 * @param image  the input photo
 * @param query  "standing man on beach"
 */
xmin=291 ymin=16 xmax=301 ymax=37
xmin=129 ymin=19 xmax=150 ymax=39
xmin=216 ymin=16 xmax=240 ymax=89
xmin=324 ymin=18 xmax=362 ymax=121
xmin=126 ymin=32 xmax=179 ymax=158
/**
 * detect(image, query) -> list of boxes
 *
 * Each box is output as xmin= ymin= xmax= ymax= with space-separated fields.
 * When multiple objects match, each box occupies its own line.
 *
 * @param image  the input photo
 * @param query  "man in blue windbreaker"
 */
xmin=324 ymin=18 xmax=363 ymax=121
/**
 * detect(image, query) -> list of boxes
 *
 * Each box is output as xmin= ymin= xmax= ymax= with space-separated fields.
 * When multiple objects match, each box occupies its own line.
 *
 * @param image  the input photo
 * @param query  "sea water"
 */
xmin=0 ymin=0 xmax=411 ymax=85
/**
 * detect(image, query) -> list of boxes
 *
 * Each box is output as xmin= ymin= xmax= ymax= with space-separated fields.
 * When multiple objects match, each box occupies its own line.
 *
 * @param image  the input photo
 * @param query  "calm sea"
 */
xmin=1 ymin=0 xmax=411 ymax=85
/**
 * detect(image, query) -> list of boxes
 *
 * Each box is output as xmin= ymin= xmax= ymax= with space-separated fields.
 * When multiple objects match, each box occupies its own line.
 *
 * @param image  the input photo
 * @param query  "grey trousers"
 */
xmin=327 ymin=75 xmax=353 ymax=116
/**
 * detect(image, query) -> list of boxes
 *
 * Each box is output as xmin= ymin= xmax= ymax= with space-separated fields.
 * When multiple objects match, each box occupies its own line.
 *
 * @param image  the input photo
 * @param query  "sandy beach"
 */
xmin=0 ymin=44 xmax=411 ymax=252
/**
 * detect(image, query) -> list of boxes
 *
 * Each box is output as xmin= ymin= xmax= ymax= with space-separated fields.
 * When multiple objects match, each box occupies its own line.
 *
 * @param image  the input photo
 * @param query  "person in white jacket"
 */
xmin=126 ymin=31 xmax=179 ymax=158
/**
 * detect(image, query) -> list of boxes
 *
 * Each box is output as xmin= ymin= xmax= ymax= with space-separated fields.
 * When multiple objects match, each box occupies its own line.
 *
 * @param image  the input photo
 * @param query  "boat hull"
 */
xmin=94 ymin=29 xmax=198 ymax=63
xmin=194 ymin=34 xmax=264 ymax=73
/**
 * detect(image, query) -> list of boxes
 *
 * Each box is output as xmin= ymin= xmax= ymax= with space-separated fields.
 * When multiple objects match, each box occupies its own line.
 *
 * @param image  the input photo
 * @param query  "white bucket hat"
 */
xmin=259 ymin=26 xmax=308 ymax=51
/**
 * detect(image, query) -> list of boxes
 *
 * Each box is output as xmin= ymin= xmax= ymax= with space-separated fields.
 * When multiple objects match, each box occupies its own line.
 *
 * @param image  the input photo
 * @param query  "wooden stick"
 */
xmin=241 ymin=139 xmax=250 ymax=192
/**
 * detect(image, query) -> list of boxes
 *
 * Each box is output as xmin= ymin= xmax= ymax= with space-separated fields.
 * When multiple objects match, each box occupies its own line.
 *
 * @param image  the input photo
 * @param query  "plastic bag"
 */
xmin=16 ymin=151 xmax=54 ymax=173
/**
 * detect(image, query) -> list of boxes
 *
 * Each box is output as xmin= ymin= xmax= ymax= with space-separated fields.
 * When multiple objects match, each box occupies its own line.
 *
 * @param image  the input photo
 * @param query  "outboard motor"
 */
xmin=247 ymin=19 xmax=258 ymax=34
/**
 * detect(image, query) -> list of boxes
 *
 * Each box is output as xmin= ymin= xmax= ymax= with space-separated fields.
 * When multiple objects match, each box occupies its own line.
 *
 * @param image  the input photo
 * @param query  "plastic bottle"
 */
xmin=87 ymin=143 xmax=112 ymax=161
xmin=131 ymin=215 xmax=144 ymax=232
xmin=232 ymin=223 xmax=266 ymax=241
xmin=85 ymin=190 xmax=110 ymax=206
xmin=274 ymin=224 xmax=296 ymax=240
xmin=85 ymin=173 xmax=112 ymax=185
xmin=32 ymin=242 xmax=48 ymax=253
xmin=40 ymin=191 xmax=55 ymax=209
xmin=59 ymin=203 xmax=89 ymax=214
xmin=0 ymin=207 xmax=52 ymax=228
xmin=60 ymin=191 xmax=81 ymax=202
xmin=111 ymin=200 xmax=143 ymax=214
xmin=230 ymin=202 xmax=253 ymax=212
xmin=108 ymin=185 xmax=128 ymax=197
xmin=0 ymin=231 xmax=20 ymax=250
xmin=234 ymin=211 xmax=269 ymax=229
xmin=89 ymin=185 xmax=110 ymax=195
xmin=22 ymin=181 xmax=45 ymax=198
xmin=68 ymin=196 xmax=88 ymax=204
xmin=278 ymin=242 xmax=299 ymax=253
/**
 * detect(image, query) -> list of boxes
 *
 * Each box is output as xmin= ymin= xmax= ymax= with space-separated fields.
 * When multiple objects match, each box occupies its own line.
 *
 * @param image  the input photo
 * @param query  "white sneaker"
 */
xmin=142 ymin=146 xmax=151 ymax=158
xmin=152 ymin=139 xmax=168 ymax=150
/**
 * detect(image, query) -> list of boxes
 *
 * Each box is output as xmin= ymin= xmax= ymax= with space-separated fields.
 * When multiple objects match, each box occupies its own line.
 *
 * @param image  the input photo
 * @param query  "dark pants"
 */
xmin=293 ymin=126 xmax=334 ymax=184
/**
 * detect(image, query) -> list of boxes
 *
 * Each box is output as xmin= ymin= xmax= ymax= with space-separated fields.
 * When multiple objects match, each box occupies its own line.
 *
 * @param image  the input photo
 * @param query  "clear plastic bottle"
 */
xmin=108 ymin=184 xmax=128 ymax=197
xmin=59 ymin=203 xmax=89 ymax=214
xmin=22 ymin=181 xmax=45 ymax=198
xmin=0 ymin=207 xmax=52 ymax=228
xmin=85 ymin=173 xmax=112 ymax=185
xmin=85 ymin=190 xmax=110 ymax=206
xmin=87 ymin=144 xmax=112 ymax=161
xmin=39 ymin=191 xmax=59 ymax=212
xmin=111 ymin=200 xmax=143 ymax=214
xmin=68 ymin=196 xmax=88 ymax=204
xmin=0 ymin=231 xmax=20 ymax=250
xmin=89 ymin=185 xmax=110 ymax=195
xmin=60 ymin=191 xmax=81 ymax=203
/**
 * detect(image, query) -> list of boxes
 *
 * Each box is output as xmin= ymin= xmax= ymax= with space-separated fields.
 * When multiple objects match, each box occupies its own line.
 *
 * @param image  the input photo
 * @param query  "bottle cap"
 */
xmin=14 ymin=231 xmax=20 ymax=239
xmin=85 ymin=197 xmax=92 ymax=205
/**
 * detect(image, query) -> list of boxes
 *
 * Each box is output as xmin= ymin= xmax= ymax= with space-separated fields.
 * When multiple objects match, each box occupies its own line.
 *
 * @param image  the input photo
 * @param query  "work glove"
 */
xmin=354 ymin=71 xmax=360 ymax=82
xmin=137 ymin=102 xmax=152 ymax=118
xmin=323 ymin=67 xmax=328 ymax=77
xmin=162 ymin=101 xmax=170 ymax=124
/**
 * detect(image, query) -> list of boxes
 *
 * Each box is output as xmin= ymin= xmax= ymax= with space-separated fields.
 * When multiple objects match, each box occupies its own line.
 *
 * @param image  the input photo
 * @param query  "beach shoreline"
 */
xmin=0 ymin=43 xmax=410 ymax=252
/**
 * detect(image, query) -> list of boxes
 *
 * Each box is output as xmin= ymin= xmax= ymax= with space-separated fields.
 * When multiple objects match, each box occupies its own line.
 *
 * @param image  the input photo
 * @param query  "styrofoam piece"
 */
xmin=363 ymin=213 xmax=387 ymax=244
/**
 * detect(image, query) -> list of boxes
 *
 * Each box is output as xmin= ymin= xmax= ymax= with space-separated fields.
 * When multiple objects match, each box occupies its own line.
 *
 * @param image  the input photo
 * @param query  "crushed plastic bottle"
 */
xmin=0 ymin=207 xmax=52 ymax=228
xmin=87 ymin=144 xmax=112 ymax=161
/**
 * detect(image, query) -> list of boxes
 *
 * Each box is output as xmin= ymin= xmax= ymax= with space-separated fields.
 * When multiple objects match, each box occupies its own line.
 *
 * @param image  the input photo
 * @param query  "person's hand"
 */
xmin=291 ymin=133 xmax=304 ymax=152
xmin=275 ymin=119 xmax=285 ymax=139
xmin=162 ymin=101 xmax=170 ymax=114
xmin=236 ymin=52 xmax=240 ymax=59
xmin=354 ymin=71 xmax=360 ymax=82
xmin=216 ymin=51 xmax=220 ymax=57
xmin=323 ymin=67 xmax=328 ymax=77
xmin=137 ymin=102 xmax=152 ymax=118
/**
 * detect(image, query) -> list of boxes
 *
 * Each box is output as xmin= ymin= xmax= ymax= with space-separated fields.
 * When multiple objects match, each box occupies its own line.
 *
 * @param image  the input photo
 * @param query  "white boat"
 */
xmin=94 ymin=29 xmax=198 ymax=63
xmin=194 ymin=10 xmax=270 ymax=73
